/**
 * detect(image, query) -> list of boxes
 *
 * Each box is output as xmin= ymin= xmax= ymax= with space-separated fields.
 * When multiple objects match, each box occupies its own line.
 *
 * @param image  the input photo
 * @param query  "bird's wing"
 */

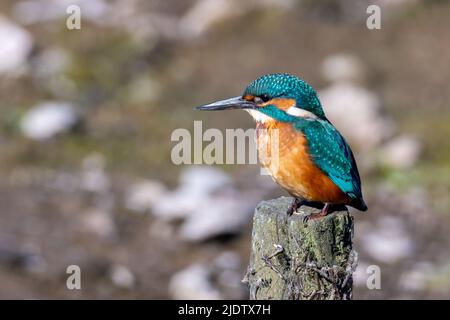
xmin=295 ymin=119 xmax=363 ymax=201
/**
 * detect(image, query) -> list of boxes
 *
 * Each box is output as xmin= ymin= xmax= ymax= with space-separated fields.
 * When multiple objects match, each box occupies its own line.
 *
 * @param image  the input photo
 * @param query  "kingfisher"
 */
xmin=195 ymin=73 xmax=367 ymax=219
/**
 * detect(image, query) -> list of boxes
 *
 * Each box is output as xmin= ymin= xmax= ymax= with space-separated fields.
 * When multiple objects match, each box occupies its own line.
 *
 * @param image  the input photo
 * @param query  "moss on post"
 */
xmin=244 ymin=197 xmax=356 ymax=300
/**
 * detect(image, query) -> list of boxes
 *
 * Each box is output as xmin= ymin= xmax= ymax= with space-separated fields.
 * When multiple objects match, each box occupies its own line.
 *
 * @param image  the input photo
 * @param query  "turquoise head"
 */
xmin=196 ymin=73 xmax=326 ymax=122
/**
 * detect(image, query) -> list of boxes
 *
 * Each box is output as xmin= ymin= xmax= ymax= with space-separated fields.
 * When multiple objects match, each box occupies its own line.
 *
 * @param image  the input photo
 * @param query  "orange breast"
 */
xmin=256 ymin=121 xmax=351 ymax=204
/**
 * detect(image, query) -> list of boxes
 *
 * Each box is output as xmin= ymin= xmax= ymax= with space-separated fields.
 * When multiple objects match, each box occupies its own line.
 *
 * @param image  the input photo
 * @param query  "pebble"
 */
xmin=178 ymin=194 xmax=254 ymax=242
xmin=321 ymin=53 xmax=365 ymax=83
xmin=380 ymin=135 xmax=421 ymax=169
xmin=361 ymin=216 xmax=414 ymax=264
xmin=169 ymin=264 xmax=222 ymax=300
xmin=20 ymin=102 xmax=80 ymax=141
xmin=125 ymin=180 xmax=167 ymax=213
xmin=79 ymin=208 xmax=115 ymax=238
xmin=319 ymin=82 xmax=394 ymax=149
xmin=110 ymin=264 xmax=135 ymax=289
xmin=13 ymin=0 xmax=109 ymax=25
xmin=0 ymin=15 xmax=33 ymax=75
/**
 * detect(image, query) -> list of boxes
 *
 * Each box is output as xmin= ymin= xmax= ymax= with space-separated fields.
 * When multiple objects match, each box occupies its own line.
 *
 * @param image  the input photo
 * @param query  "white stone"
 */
xmin=80 ymin=209 xmax=115 ymax=238
xmin=179 ymin=192 xmax=255 ymax=242
xmin=213 ymin=251 xmax=241 ymax=271
xmin=361 ymin=216 xmax=414 ymax=264
xmin=213 ymin=251 xmax=243 ymax=291
xmin=0 ymin=15 xmax=33 ymax=75
xmin=179 ymin=0 xmax=294 ymax=40
xmin=125 ymin=180 xmax=167 ymax=213
xmin=169 ymin=264 xmax=222 ymax=300
xmin=319 ymin=82 xmax=395 ymax=149
xmin=398 ymin=262 xmax=433 ymax=292
xmin=151 ymin=167 xmax=232 ymax=220
xmin=380 ymin=135 xmax=421 ymax=169
xmin=321 ymin=53 xmax=365 ymax=83
xmin=179 ymin=166 xmax=232 ymax=195
xmin=151 ymin=188 xmax=204 ymax=221
xmin=13 ymin=0 xmax=109 ymax=25
xmin=149 ymin=166 xmax=259 ymax=240
xmin=110 ymin=264 xmax=135 ymax=289
xmin=179 ymin=0 xmax=241 ymax=39
xmin=20 ymin=102 xmax=80 ymax=141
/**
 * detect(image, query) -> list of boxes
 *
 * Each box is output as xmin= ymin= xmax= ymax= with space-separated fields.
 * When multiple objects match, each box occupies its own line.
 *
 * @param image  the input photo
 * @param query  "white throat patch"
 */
xmin=246 ymin=109 xmax=273 ymax=123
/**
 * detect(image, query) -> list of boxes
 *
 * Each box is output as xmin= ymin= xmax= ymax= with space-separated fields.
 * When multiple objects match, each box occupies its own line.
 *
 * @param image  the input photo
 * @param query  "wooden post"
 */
xmin=244 ymin=196 xmax=356 ymax=300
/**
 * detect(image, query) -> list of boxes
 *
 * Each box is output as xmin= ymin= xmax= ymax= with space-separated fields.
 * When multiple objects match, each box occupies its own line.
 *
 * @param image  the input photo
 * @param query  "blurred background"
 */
xmin=0 ymin=0 xmax=449 ymax=299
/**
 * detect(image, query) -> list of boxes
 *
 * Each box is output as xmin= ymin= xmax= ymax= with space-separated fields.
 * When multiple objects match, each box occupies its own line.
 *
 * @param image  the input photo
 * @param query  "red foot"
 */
xmin=303 ymin=203 xmax=331 ymax=222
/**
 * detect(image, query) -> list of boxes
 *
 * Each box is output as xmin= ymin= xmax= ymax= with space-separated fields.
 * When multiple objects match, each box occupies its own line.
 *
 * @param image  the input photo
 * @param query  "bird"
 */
xmin=195 ymin=73 xmax=367 ymax=219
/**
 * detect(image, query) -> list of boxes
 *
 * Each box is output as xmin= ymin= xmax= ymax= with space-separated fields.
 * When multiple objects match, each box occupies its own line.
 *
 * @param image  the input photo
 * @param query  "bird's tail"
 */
xmin=352 ymin=198 xmax=368 ymax=212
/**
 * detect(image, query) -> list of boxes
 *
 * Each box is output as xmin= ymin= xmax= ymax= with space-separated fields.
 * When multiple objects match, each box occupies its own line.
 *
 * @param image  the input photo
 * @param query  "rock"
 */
xmin=151 ymin=188 xmax=204 ymax=221
xmin=360 ymin=216 xmax=414 ymax=264
xmin=14 ymin=0 xmax=158 ymax=49
xmin=150 ymin=166 xmax=258 ymax=240
xmin=169 ymin=252 xmax=245 ymax=300
xmin=109 ymin=264 xmax=135 ymax=289
xmin=213 ymin=251 xmax=241 ymax=271
xmin=213 ymin=251 xmax=244 ymax=294
xmin=20 ymin=102 xmax=80 ymax=141
xmin=319 ymin=82 xmax=394 ymax=149
xmin=0 ymin=242 xmax=46 ymax=274
xmin=0 ymin=15 xmax=33 ymax=75
xmin=80 ymin=153 xmax=110 ymax=194
xmin=148 ymin=219 xmax=175 ymax=240
xmin=18 ymin=243 xmax=47 ymax=274
xmin=151 ymin=166 xmax=233 ymax=220
xmin=179 ymin=0 xmax=240 ymax=39
xmin=31 ymin=47 xmax=70 ymax=78
xmin=169 ymin=264 xmax=222 ymax=300
xmin=178 ymin=192 xmax=255 ymax=242
xmin=380 ymin=135 xmax=421 ymax=169
xmin=321 ymin=53 xmax=365 ymax=83
xmin=179 ymin=166 xmax=232 ymax=195
xmin=179 ymin=0 xmax=294 ymax=40
xmin=154 ymin=190 xmax=256 ymax=241
xmin=106 ymin=2 xmax=159 ymax=47
xmin=13 ymin=0 xmax=110 ymax=25
xmin=398 ymin=262 xmax=433 ymax=292
xmin=79 ymin=208 xmax=115 ymax=238
xmin=125 ymin=180 xmax=167 ymax=213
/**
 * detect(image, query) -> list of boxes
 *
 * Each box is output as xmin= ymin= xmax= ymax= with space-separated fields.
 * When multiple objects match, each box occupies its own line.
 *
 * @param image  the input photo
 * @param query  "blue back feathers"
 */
xmin=295 ymin=119 xmax=365 ymax=206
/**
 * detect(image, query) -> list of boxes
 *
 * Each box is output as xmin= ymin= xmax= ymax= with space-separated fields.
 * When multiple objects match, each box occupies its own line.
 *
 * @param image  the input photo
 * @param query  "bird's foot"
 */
xmin=302 ymin=203 xmax=331 ymax=222
xmin=287 ymin=198 xmax=303 ymax=216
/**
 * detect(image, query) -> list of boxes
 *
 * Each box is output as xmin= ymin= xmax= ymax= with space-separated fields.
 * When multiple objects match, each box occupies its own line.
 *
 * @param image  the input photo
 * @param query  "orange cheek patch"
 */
xmin=262 ymin=98 xmax=296 ymax=111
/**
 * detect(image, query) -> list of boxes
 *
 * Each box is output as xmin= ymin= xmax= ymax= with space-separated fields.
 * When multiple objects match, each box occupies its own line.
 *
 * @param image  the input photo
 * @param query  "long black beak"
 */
xmin=194 ymin=96 xmax=256 ymax=111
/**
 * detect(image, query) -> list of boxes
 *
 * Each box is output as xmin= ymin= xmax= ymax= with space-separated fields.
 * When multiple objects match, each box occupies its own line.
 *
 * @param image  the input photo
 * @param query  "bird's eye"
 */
xmin=255 ymin=94 xmax=270 ymax=103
